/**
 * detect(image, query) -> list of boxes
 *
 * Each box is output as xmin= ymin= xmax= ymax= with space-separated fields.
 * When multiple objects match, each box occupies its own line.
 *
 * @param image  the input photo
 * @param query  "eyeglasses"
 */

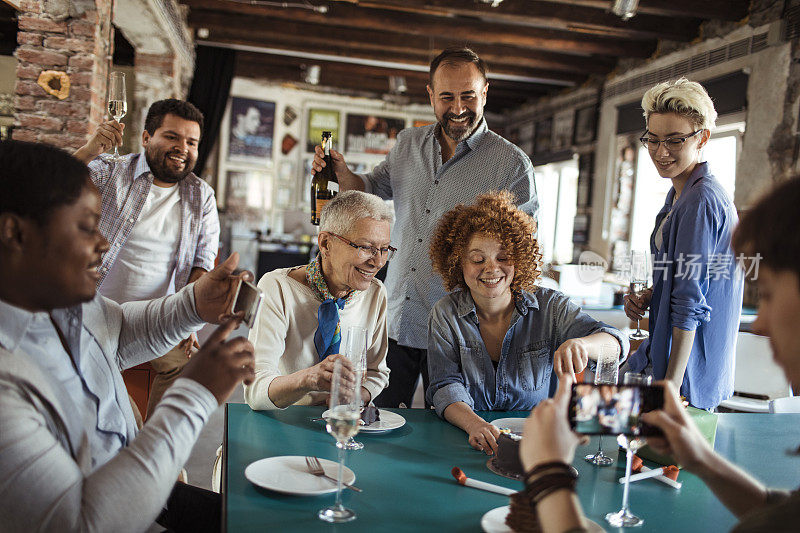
xmin=329 ymin=232 xmax=397 ymax=261
xmin=639 ymin=130 xmax=701 ymax=152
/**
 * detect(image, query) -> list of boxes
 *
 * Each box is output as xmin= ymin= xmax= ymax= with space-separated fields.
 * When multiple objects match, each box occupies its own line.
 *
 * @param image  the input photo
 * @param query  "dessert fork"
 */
xmin=305 ymin=456 xmax=362 ymax=492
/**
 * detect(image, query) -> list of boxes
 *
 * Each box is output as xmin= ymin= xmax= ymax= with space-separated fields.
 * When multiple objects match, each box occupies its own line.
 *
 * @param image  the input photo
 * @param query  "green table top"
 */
xmin=224 ymin=405 xmax=799 ymax=532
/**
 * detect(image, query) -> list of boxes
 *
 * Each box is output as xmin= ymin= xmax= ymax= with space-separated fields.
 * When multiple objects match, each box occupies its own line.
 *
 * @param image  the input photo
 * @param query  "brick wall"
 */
xmin=12 ymin=0 xmax=113 ymax=151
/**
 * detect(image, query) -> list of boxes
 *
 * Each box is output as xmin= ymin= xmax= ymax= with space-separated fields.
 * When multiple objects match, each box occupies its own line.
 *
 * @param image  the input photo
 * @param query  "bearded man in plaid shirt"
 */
xmin=74 ymin=99 xmax=220 ymax=418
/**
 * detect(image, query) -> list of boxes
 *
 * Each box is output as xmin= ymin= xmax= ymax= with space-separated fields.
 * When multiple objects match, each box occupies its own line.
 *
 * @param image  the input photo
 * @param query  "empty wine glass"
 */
xmin=605 ymin=372 xmax=653 ymax=528
xmin=319 ymin=359 xmax=361 ymax=523
xmin=106 ymin=71 xmax=126 ymax=162
xmin=584 ymin=346 xmax=619 ymax=466
xmin=629 ymin=251 xmax=650 ymax=341
xmin=340 ymin=325 xmax=368 ymax=450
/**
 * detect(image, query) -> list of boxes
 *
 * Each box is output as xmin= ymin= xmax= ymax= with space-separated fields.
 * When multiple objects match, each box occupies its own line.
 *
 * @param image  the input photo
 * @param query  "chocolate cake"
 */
xmin=494 ymin=432 xmax=524 ymax=478
xmin=360 ymin=404 xmax=380 ymax=425
xmin=506 ymin=492 xmax=543 ymax=533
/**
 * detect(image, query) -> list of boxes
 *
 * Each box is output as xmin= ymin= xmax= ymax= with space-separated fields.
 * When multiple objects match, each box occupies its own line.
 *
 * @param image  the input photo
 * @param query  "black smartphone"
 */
xmin=569 ymin=383 xmax=664 ymax=437
xmin=231 ymin=279 xmax=263 ymax=329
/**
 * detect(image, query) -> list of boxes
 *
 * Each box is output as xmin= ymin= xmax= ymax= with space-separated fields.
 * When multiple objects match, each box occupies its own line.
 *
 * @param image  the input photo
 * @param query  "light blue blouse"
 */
xmin=627 ymin=162 xmax=743 ymax=409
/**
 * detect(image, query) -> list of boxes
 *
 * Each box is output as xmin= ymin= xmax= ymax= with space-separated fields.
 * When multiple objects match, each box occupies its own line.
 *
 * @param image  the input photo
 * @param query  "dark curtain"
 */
xmin=187 ymin=45 xmax=236 ymax=176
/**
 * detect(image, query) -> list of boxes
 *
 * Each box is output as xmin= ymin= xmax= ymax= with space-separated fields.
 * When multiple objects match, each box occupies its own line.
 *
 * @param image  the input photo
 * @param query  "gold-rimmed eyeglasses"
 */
xmin=329 ymin=232 xmax=396 ymax=261
xmin=639 ymin=130 xmax=701 ymax=152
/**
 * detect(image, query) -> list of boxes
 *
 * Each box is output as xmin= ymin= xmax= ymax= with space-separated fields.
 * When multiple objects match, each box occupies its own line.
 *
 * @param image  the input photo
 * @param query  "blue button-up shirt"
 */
xmin=627 ymin=163 xmax=743 ymax=409
xmin=426 ymin=288 xmax=628 ymax=416
xmin=360 ymin=119 xmax=538 ymax=349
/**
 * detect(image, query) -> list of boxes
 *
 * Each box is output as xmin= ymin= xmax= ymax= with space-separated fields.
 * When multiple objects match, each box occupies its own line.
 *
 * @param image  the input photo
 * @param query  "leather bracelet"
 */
xmin=525 ymin=474 xmax=578 ymax=506
xmin=524 ymin=461 xmax=579 ymax=485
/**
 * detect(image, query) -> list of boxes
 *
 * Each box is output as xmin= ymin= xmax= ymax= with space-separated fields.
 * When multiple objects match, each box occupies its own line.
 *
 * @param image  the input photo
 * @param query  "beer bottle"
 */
xmin=310 ymin=130 xmax=339 ymax=225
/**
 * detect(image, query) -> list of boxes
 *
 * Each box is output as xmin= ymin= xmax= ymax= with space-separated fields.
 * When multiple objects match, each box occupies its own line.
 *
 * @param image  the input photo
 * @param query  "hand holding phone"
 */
xmin=569 ymin=383 xmax=664 ymax=437
xmin=231 ymin=279 xmax=263 ymax=328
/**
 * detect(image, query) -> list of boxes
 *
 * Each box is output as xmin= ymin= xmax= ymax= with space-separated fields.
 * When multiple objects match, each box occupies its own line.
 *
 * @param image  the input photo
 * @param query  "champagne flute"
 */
xmin=319 ymin=359 xmax=361 ymax=523
xmin=629 ymin=251 xmax=650 ymax=341
xmin=106 ymin=71 xmax=127 ymax=162
xmin=605 ymin=372 xmax=652 ymax=528
xmin=341 ymin=325 xmax=368 ymax=450
xmin=584 ymin=346 xmax=618 ymax=466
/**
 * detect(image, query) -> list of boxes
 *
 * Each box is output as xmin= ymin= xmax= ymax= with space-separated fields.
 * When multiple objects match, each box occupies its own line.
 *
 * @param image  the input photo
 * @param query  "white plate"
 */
xmin=490 ymin=417 xmax=526 ymax=434
xmin=244 ymin=456 xmax=355 ymax=496
xmin=321 ymin=409 xmax=406 ymax=433
xmin=481 ymin=506 xmax=513 ymax=533
xmin=482 ymin=505 xmax=605 ymax=533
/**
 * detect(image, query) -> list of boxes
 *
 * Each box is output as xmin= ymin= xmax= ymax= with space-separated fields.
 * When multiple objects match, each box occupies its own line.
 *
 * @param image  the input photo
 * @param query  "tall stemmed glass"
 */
xmin=629 ymin=251 xmax=650 ymax=341
xmin=106 ymin=71 xmax=127 ymax=162
xmin=341 ymin=325 xmax=368 ymax=451
xmin=584 ymin=346 xmax=618 ymax=466
xmin=319 ymin=359 xmax=362 ymax=523
xmin=606 ymin=372 xmax=652 ymax=528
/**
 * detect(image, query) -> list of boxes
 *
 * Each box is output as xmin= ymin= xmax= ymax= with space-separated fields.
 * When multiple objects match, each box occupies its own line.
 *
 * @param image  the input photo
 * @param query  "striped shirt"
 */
xmin=360 ymin=119 xmax=538 ymax=349
xmin=88 ymin=153 xmax=220 ymax=292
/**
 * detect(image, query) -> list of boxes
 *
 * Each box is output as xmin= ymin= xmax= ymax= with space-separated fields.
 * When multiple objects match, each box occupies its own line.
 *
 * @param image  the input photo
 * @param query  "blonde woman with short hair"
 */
xmin=623 ymin=78 xmax=743 ymax=409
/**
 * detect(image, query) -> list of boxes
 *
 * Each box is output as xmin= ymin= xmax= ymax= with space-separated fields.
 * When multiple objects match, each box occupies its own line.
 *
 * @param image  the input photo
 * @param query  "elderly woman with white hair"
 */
xmin=623 ymin=78 xmax=743 ymax=409
xmin=245 ymin=191 xmax=393 ymax=409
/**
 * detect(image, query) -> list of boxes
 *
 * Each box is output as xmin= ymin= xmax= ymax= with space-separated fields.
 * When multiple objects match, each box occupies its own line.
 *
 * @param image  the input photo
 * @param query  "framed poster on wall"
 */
xmin=551 ymin=110 xmax=574 ymax=152
xmin=573 ymin=105 xmax=598 ymax=145
xmin=227 ymin=97 xmax=275 ymax=164
xmin=306 ymin=108 xmax=340 ymax=152
xmin=345 ymin=113 xmax=405 ymax=154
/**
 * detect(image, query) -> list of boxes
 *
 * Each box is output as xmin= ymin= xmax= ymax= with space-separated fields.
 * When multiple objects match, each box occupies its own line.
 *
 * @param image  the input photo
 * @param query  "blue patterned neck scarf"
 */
xmin=306 ymin=255 xmax=356 ymax=361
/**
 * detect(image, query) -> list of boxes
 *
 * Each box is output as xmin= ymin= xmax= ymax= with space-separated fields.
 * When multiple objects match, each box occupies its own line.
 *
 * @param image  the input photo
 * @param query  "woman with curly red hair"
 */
xmin=426 ymin=191 xmax=628 ymax=454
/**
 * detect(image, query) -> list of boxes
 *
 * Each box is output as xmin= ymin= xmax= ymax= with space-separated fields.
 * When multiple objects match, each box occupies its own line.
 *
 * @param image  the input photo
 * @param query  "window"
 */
xmin=534 ymin=156 xmax=579 ymax=264
xmin=629 ymin=121 xmax=742 ymax=252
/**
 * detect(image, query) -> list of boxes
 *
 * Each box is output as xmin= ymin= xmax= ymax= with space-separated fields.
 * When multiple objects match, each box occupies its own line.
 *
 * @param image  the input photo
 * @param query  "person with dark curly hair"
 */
xmin=426 ymin=191 xmax=628 ymax=454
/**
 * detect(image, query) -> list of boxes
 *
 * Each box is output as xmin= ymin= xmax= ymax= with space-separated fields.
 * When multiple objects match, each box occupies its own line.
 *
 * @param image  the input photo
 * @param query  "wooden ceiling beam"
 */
xmin=237 ymin=52 xmax=559 ymax=95
xmin=182 ymin=0 xmax=653 ymax=58
xmin=190 ymin=15 xmax=616 ymax=76
xmin=528 ymin=0 xmax=750 ymax=21
xmin=340 ymin=0 xmax=699 ymax=42
xmin=207 ymin=35 xmax=590 ymax=86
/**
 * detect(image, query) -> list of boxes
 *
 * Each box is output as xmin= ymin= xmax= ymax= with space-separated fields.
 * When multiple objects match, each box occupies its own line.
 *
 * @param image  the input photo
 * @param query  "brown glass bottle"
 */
xmin=310 ymin=131 xmax=339 ymax=225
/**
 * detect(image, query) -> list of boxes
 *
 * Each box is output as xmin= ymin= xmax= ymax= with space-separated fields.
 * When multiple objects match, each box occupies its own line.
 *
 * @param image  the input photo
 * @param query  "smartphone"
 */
xmin=231 ymin=279 xmax=263 ymax=329
xmin=569 ymin=383 xmax=664 ymax=437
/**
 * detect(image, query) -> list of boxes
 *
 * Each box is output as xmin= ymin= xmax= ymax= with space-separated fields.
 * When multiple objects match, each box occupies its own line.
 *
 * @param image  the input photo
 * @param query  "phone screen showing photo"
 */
xmin=570 ymin=384 xmax=663 ymax=436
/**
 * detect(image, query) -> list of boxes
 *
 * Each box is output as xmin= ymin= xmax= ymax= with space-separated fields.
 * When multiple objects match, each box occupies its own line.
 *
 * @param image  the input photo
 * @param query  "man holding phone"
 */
xmin=74 ymin=99 xmax=219 ymax=417
xmin=0 ymin=140 xmax=254 ymax=532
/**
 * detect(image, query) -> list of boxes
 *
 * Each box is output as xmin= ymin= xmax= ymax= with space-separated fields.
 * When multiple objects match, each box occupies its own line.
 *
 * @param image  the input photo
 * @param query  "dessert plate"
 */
xmin=490 ymin=417 xmax=526 ymax=434
xmin=244 ymin=456 xmax=355 ymax=496
xmin=321 ymin=409 xmax=406 ymax=433
xmin=481 ymin=506 xmax=513 ymax=533
xmin=481 ymin=505 xmax=605 ymax=532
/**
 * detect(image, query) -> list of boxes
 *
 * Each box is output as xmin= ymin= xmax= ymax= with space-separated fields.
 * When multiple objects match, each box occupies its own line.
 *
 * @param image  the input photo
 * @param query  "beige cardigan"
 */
xmin=244 ymin=267 xmax=390 ymax=410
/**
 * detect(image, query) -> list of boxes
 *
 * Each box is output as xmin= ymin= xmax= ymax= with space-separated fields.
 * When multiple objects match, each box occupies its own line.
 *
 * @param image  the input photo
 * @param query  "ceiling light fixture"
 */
xmin=389 ymin=76 xmax=407 ymax=94
xmin=610 ymin=0 xmax=639 ymax=21
xmin=225 ymin=0 xmax=328 ymax=14
xmin=304 ymin=64 xmax=321 ymax=85
xmin=475 ymin=0 xmax=504 ymax=7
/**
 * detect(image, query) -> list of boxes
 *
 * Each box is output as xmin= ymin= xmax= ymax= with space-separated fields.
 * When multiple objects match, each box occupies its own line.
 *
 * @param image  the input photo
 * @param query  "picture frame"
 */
xmin=573 ymin=105 xmax=598 ymax=145
xmin=227 ymin=97 xmax=276 ymax=164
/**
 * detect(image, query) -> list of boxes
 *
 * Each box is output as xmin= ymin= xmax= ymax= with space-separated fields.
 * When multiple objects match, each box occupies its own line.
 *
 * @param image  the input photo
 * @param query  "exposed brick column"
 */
xmin=129 ymin=51 xmax=183 ymax=149
xmin=12 ymin=0 xmax=113 ymax=151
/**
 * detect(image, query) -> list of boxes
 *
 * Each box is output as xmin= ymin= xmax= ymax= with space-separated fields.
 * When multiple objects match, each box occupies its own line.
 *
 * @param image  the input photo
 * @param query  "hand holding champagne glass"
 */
xmin=319 ymin=358 xmax=361 ymax=523
xmin=106 ymin=71 xmax=127 ymax=162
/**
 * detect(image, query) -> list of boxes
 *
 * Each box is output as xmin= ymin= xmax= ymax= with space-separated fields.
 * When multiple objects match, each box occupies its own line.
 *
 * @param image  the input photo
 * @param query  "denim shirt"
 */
xmin=627 ymin=163 xmax=743 ymax=409
xmin=426 ymin=288 xmax=629 ymax=417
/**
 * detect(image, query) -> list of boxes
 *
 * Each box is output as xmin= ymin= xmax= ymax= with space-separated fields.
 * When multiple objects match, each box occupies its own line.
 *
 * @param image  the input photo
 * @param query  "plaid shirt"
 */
xmin=88 ymin=153 xmax=220 ymax=292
